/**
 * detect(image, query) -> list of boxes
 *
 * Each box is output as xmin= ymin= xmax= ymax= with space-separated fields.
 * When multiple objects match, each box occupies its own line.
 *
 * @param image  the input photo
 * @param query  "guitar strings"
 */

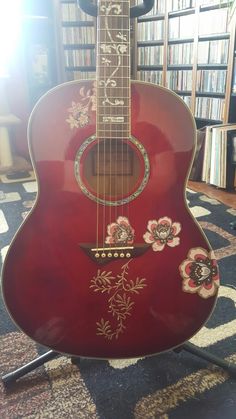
xmin=95 ymin=0 xmax=102 ymax=253
xmin=127 ymin=0 xmax=131 ymax=225
xmin=109 ymin=0 xmax=112 ymax=248
xmin=115 ymin=6 xmax=119 ymax=238
xmin=121 ymin=0 xmax=125 ymax=222
xmin=102 ymin=0 xmax=107 ymax=252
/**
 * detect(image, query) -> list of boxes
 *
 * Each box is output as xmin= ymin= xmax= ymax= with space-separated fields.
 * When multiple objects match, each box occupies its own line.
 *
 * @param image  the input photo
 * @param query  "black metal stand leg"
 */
xmin=2 ymin=341 xmax=235 ymax=388
xmin=1 ymin=350 xmax=59 ymax=387
xmin=178 ymin=342 xmax=236 ymax=377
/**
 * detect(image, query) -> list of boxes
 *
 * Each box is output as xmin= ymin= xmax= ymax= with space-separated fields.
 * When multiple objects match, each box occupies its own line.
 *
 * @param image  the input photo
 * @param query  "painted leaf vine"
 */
xmin=90 ymin=260 xmax=147 ymax=340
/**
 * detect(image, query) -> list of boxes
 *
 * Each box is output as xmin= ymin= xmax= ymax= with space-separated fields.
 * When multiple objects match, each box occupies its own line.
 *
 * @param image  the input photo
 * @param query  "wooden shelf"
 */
xmin=137 ymin=40 xmax=164 ymax=47
xmin=196 ymin=91 xmax=225 ymax=98
xmin=168 ymin=38 xmax=194 ymax=45
xmin=137 ymin=65 xmax=163 ymax=71
xmin=62 ymin=21 xmax=94 ymax=27
xmin=167 ymin=64 xmax=193 ymax=70
xmin=195 ymin=117 xmax=223 ymax=124
xmin=197 ymin=63 xmax=228 ymax=70
xmin=63 ymin=44 xmax=95 ymax=50
xmin=200 ymin=2 xmax=231 ymax=12
xmin=138 ymin=14 xmax=165 ymax=22
xmin=169 ymin=8 xmax=195 ymax=18
xmin=65 ymin=66 xmax=96 ymax=72
xmin=198 ymin=33 xmax=230 ymax=42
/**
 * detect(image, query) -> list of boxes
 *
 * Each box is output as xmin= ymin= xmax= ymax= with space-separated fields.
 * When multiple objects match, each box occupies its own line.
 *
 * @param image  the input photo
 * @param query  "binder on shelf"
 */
xmin=202 ymin=124 xmax=236 ymax=189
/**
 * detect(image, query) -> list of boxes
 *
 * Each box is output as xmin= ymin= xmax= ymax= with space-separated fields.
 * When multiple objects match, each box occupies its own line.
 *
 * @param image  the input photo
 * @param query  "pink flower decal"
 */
xmin=143 ymin=217 xmax=181 ymax=251
xmin=105 ymin=217 xmax=134 ymax=246
xmin=179 ymin=247 xmax=220 ymax=299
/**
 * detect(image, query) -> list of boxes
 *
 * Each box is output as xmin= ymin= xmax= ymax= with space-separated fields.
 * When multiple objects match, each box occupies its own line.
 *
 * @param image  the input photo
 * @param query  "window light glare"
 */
xmin=0 ymin=1 xmax=22 ymax=77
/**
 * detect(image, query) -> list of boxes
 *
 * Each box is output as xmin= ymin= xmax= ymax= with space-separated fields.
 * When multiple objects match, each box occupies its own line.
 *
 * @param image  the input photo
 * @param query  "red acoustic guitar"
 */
xmin=2 ymin=0 xmax=219 ymax=358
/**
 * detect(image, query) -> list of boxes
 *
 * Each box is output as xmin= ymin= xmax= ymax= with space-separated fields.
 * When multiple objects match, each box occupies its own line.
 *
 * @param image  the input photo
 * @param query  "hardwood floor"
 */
xmin=188 ymin=181 xmax=236 ymax=209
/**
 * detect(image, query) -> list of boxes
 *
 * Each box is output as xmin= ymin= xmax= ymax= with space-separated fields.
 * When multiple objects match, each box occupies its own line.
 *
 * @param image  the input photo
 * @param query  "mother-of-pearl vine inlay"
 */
xmin=99 ymin=2 xmax=129 ymax=107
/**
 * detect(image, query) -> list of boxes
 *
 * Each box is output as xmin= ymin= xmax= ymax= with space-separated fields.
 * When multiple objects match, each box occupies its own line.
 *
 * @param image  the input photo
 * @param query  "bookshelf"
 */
xmin=59 ymin=0 xmax=96 ymax=81
xmin=58 ymin=0 xmax=235 ymax=129
xmin=136 ymin=0 xmax=235 ymax=128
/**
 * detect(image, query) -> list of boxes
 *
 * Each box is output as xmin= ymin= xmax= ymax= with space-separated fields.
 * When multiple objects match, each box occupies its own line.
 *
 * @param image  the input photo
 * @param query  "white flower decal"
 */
xmin=179 ymin=247 xmax=220 ymax=299
xmin=143 ymin=217 xmax=181 ymax=251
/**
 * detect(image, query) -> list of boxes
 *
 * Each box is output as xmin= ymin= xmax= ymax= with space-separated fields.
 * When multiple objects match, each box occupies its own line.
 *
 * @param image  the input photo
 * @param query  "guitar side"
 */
xmin=1 ymin=80 xmax=219 ymax=358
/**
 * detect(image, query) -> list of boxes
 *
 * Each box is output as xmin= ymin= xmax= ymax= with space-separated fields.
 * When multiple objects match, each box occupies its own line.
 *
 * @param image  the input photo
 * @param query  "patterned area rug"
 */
xmin=0 ymin=182 xmax=236 ymax=419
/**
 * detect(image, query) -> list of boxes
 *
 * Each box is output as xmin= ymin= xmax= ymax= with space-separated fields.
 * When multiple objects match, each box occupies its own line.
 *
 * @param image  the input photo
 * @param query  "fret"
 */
xmin=97 ymin=138 xmax=130 ymax=140
xmin=97 ymin=127 xmax=130 ymax=130
xmin=97 ymin=105 xmax=130 ymax=109
xmin=98 ymin=29 xmax=129 ymax=31
xmin=98 ymin=41 xmax=130 ymax=45
xmin=99 ymin=14 xmax=129 ymax=17
xmin=98 ymin=96 xmax=130 ymax=100
xmin=100 ymin=0 xmax=129 ymax=2
xmin=98 ymin=110 xmax=130 ymax=114
xmin=100 ymin=122 xmax=129 ymax=125
xmin=98 ymin=113 xmax=130 ymax=116
xmin=97 ymin=133 xmax=130 ymax=137
xmin=97 ymin=76 xmax=131 ymax=79
xmin=98 ymin=65 xmax=130 ymax=68
xmin=98 ymin=122 xmax=130 ymax=125
xmin=97 ymin=132 xmax=130 ymax=134
xmin=98 ymin=54 xmax=129 ymax=57
xmin=97 ymin=130 xmax=129 ymax=139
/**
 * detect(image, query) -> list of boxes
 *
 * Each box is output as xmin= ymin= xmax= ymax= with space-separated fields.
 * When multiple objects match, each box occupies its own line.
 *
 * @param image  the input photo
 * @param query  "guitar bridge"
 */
xmin=79 ymin=244 xmax=149 ymax=264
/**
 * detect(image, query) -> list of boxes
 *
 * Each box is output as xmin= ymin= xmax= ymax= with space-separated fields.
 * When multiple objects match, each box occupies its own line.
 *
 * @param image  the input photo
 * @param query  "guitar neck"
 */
xmin=96 ymin=0 xmax=131 ymax=139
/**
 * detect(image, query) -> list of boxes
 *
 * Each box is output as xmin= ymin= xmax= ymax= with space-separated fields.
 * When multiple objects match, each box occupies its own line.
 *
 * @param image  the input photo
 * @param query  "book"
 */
xmin=202 ymin=124 xmax=236 ymax=188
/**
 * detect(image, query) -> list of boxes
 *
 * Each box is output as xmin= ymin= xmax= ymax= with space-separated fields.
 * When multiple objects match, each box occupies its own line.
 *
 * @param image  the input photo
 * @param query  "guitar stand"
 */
xmin=2 ymin=341 xmax=236 ymax=388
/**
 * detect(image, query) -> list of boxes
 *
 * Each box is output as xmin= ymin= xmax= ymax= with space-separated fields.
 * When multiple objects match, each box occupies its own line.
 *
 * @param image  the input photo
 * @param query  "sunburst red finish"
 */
xmin=2 ymin=81 xmax=218 ymax=358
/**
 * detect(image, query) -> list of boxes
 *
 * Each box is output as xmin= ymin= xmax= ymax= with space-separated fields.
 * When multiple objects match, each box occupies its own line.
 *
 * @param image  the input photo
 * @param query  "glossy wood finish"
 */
xmin=2 ymin=81 xmax=219 ymax=358
xmin=188 ymin=180 xmax=236 ymax=208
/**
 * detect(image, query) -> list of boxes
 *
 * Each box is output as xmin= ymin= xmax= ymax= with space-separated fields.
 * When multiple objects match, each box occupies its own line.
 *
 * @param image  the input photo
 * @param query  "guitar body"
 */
xmin=2 ymin=80 xmax=219 ymax=358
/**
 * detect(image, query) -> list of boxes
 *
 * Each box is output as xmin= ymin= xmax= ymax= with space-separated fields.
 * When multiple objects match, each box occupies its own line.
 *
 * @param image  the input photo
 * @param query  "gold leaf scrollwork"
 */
xmin=90 ymin=260 xmax=147 ymax=340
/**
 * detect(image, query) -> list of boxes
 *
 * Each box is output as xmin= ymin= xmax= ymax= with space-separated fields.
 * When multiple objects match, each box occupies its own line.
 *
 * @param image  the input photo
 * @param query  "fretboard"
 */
xmin=96 ymin=0 xmax=130 ymax=139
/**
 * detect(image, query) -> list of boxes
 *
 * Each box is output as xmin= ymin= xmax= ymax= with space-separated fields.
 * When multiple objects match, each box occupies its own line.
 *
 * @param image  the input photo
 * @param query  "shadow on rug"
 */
xmin=0 ymin=182 xmax=236 ymax=419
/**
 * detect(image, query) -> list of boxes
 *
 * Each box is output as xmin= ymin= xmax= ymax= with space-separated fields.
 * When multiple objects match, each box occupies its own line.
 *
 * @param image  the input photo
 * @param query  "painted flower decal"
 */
xmin=66 ymin=83 xmax=96 ymax=129
xmin=105 ymin=217 xmax=134 ymax=246
xmin=179 ymin=247 xmax=220 ymax=299
xmin=143 ymin=217 xmax=181 ymax=251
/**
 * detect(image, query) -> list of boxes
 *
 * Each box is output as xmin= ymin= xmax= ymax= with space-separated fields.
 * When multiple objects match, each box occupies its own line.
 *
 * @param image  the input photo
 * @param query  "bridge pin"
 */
xmin=114 ymin=253 xmax=119 ymax=258
xmin=101 ymin=253 xmax=106 ymax=258
xmin=108 ymin=253 xmax=112 ymax=257
xmin=95 ymin=253 xmax=100 ymax=258
xmin=126 ymin=253 xmax=131 ymax=258
xmin=120 ymin=253 xmax=125 ymax=258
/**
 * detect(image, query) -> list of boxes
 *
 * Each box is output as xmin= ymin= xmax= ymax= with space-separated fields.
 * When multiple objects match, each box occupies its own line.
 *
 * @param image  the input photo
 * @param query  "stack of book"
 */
xmin=202 ymin=124 xmax=236 ymax=189
xmin=61 ymin=2 xmax=93 ymax=21
xmin=195 ymin=97 xmax=225 ymax=120
xmin=138 ymin=21 xmax=164 ymax=41
xmin=138 ymin=46 xmax=164 ymax=66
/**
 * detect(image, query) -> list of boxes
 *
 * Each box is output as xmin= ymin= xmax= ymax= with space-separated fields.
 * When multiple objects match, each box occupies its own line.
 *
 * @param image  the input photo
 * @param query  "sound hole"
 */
xmin=75 ymin=136 xmax=150 ymax=206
